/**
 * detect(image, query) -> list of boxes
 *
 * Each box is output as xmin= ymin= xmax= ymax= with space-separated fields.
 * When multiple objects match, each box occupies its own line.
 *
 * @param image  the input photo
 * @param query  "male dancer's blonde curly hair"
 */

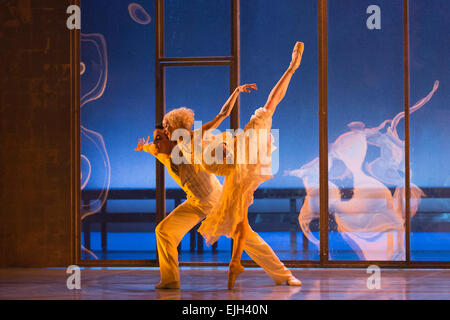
xmin=163 ymin=107 xmax=195 ymax=130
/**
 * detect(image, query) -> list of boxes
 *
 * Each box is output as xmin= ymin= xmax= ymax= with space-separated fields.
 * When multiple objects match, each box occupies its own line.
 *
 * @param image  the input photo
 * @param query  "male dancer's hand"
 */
xmin=135 ymin=136 xmax=150 ymax=151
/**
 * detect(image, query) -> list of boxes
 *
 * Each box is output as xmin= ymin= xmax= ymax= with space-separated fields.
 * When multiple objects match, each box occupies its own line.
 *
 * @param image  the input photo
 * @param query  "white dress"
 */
xmin=198 ymin=107 xmax=275 ymax=245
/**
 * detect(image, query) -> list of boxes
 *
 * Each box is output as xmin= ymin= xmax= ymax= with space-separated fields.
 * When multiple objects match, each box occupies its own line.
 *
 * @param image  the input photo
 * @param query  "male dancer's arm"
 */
xmin=142 ymin=143 xmax=157 ymax=156
xmin=135 ymin=137 xmax=158 ymax=157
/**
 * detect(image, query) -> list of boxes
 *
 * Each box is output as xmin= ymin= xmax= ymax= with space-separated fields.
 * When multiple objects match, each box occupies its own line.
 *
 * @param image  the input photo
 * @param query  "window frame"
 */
xmin=71 ymin=0 xmax=450 ymax=268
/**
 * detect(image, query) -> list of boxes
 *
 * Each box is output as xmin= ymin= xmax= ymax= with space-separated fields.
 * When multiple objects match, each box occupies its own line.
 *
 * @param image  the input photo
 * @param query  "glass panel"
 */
xmin=328 ymin=0 xmax=405 ymax=261
xmin=81 ymin=0 xmax=157 ymax=260
xmin=410 ymin=0 xmax=450 ymax=261
xmin=164 ymin=0 xmax=231 ymax=57
xmin=165 ymin=66 xmax=232 ymax=263
xmin=240 ymin=0 xmax=319 ymax=261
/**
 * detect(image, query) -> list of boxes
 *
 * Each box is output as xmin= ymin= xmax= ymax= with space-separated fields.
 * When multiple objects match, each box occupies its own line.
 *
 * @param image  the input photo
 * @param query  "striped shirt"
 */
xmin=145 ymin=144 xmax=222 ymax=204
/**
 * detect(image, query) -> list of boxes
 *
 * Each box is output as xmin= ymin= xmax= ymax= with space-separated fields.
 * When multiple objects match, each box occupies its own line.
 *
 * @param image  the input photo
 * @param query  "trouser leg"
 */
xmin=243 ymin=227 xmax=293 ymax=284
xmin=155 ymin=201 xmax=204 ymax=284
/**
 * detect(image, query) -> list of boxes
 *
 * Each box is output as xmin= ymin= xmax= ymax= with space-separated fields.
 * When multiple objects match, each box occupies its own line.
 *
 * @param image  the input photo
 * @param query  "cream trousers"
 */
xmin=155 ymin=194 xmax=293 ymax=285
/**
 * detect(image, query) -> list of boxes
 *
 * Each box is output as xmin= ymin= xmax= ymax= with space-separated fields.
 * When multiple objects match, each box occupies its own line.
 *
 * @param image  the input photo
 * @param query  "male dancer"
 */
xmin=136 ymin=126 xmax=301 ymax=289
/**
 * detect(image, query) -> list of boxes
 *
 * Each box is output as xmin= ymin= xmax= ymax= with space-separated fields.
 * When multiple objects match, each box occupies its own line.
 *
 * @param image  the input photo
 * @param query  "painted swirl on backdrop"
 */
xmin=286 ymin=81 xmax=439 ymax=260
xmin=128 ymin=3 xmax=152 ymax=25
xmin=80 ymin=33 xmax=111 ymax=259
xmin=79 ymin=3 xmax=153 ymax=258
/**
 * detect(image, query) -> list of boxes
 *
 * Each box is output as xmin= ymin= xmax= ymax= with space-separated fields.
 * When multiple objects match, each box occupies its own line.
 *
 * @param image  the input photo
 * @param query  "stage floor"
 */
xmin=0 ymin=268 xmax=449 ymax=300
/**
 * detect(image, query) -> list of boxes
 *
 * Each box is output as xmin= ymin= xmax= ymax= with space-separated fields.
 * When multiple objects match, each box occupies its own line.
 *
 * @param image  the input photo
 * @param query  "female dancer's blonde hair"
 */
xmin=163 ymin=107 xmax=195 ymax=131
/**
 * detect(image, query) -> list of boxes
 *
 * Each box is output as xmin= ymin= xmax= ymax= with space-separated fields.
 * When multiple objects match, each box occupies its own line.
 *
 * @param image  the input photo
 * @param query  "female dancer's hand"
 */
xmin=135 ymin=136 xmax=150 ymax=151
xmin=236 ymin=83 xmax=258 ymax=93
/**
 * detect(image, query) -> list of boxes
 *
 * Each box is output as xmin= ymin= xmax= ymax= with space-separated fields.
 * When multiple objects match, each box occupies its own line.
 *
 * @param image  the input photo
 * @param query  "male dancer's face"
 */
xmin=153 ymin=129 xmax=173 ymax=155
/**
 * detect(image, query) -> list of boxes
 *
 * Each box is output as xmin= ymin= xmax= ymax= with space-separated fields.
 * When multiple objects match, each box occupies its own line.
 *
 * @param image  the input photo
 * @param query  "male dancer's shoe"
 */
xmin=155 ymin=281 xmax=180 ymax=289
xmin=286 ymin=276 xmax=302 ymax=286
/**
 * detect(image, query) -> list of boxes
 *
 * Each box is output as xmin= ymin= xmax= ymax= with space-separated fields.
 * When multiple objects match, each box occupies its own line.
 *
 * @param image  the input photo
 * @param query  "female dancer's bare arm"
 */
xmin=201 ymin=84 xmax=258 ymax=136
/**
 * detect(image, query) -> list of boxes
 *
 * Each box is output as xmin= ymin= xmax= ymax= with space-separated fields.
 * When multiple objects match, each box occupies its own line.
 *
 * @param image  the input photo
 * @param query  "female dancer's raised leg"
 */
xmin=227 ymin=42 xmax=304 ymax=290
xmin=264 ymin=41 xmax=304 ymax=114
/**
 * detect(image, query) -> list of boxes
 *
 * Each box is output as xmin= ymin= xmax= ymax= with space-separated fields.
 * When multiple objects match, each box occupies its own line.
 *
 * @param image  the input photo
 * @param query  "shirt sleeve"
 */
xmin=143 ymin=143 xmax=170 ymax=165
xmin=142 ymin=143 xmax=157 ymax=156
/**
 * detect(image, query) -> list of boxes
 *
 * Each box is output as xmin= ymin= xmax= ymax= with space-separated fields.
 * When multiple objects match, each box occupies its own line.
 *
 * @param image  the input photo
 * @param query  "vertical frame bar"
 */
xmin=101 ymin=203 xmax=108 ymax=253
xmin=403 ymin=0 xmax=411 ymax=263
xmin=71 ymin=0 xmax=81 ymax=265
xmin=318 ymin=0 xmax=329 ymax=265
xmin=155 ymin=0 xmax=166 ymax=226
xmin=230 ymin=0 xmax=240 ymax=130
xmin=289 ymin=198 xmax=298 ymax=253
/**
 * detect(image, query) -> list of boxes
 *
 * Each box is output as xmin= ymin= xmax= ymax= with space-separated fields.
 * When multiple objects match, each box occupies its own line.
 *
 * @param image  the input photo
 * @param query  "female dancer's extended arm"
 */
xmin=201 ymin=84 xmax=258 ymax=136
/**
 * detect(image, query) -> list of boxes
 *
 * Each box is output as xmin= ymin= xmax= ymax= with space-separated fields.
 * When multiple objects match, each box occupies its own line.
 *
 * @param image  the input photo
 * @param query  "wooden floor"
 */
xmin=1 ymin=268 xmax=449 ymax=300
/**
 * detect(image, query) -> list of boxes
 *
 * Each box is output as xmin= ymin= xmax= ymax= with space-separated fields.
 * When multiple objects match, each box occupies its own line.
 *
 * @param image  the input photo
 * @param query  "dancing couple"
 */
xmin=135 ymin=42 xmax=304 ymax=289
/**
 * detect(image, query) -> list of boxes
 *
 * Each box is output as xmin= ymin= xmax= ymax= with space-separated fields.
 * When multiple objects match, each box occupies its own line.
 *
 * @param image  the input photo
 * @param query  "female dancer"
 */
xmin=198 ymin=42 xmax=304 ymax=289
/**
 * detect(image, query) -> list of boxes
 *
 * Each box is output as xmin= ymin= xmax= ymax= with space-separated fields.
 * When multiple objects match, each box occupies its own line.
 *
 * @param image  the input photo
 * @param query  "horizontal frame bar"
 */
xmin=161 ymin=61 xmax=232 ymax=67
xmin=160 ymin=56 xmax=234 ymax=62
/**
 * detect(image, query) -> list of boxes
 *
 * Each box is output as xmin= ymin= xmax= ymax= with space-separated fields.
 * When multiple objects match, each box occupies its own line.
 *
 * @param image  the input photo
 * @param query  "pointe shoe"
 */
xmin=286 ymin=276 xmax=302 ymax=286
xmin=155 ymin=281 xmax=180 ymax=289
xmin=228 ymin=262 xmax=244 ymax=290
xmin=289 ymin=41 xmax=304 ymax=72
